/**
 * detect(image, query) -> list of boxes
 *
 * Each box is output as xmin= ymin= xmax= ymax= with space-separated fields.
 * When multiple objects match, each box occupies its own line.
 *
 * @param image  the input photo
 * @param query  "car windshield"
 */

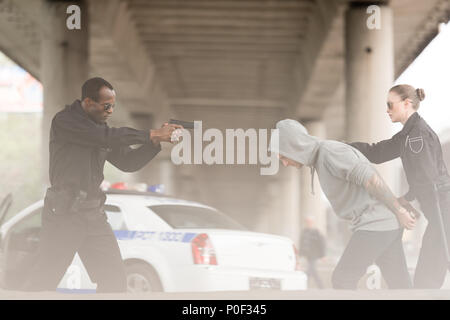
xmin=148 ymin=205 xmax=245 ymax=230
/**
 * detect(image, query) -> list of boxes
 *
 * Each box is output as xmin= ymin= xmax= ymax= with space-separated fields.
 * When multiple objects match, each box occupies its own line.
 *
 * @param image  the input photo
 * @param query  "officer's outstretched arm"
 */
xmin=107 ymin=144 xmax=161 ymax=172
xmin=349 ymin=138 xmax=401 ymax=164
xmin=54 ymin=112 xmax=151 ymax=148
xmin=105 ymin=124 xmax=183 ymax=172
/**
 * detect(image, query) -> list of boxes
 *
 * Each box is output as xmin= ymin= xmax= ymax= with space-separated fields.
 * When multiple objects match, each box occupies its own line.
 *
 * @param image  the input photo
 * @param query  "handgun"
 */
xmin=169 ymin=119 xmax=195 ymax=129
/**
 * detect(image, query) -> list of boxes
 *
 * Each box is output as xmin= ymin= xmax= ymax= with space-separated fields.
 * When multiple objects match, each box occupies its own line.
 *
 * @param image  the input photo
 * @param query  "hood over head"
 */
xmin=269 ymin=119 xmax=321 ymax=167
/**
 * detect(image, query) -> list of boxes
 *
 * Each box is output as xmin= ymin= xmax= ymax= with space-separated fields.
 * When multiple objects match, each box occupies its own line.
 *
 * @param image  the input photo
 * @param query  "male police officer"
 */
xmin=22 ymin=77 xmax=182 ymax=292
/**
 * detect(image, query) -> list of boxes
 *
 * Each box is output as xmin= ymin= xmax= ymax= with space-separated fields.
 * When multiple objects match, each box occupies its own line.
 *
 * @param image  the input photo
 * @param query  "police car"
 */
xmin=0 ymin=190 xmax=307 ymax=293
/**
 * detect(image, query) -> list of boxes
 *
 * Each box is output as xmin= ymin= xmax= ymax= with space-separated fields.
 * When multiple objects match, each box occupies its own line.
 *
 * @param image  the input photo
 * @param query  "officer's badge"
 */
xmin=408 ymin=136 xmax=423 ymax=154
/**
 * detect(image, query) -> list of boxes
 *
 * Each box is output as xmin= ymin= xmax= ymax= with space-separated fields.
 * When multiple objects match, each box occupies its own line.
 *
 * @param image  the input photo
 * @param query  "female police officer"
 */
xmin=349 ymin=84 xmax=450 ymax=288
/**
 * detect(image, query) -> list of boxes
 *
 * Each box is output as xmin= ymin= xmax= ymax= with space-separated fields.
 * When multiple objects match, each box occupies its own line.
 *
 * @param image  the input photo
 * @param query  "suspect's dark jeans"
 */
xmin=332 ymin=228 xmax=412 ymax=289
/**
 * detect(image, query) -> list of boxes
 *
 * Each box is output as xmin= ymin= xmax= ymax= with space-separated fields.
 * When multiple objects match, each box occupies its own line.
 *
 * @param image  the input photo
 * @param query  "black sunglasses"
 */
xmin=92 ymin=100 xmax=115 ymax=111
xmin=102 ymin=103 xmax=115 ymax=111
xmin=386 ymin=99 xmax=404 ymax=110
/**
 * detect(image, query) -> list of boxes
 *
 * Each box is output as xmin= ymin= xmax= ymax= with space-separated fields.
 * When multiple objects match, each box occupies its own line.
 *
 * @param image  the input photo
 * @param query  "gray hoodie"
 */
xmin=270 ymin=119 xmax=399 ymax=232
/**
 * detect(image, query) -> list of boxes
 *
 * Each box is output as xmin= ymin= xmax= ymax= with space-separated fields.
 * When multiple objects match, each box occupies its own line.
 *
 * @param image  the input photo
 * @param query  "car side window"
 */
xmin=149 ymin=205 xmax=245 ymax=230
xmin=104 ymin=204 xmax=127 ymax=231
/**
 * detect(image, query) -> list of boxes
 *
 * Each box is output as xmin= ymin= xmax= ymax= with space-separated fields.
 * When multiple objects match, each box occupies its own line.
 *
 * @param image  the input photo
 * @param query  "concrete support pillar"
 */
xmin=345 ymin=2 xmax=394 ymax=182
xmin=252 ymin=168 xmax=301 ymax=245
xmin=300 ymin=120 xmax=327 ymax=235
xmin=283 ymin=167 xmax=302 ymax=244
xmin=41 ymin=0 xmax=89 ymax=187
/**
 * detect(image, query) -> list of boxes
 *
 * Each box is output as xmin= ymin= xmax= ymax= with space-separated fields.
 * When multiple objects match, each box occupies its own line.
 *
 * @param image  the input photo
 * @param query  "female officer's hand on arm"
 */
xmin=364 ymin=172 xmax=416 ymax=230
xmin=324 ymin=146 xmax=416 ymax=230
xmin=395 ymin=207 xmax=417 ymax=230
xmin=398 ymin=196 xmax=421 ymax=219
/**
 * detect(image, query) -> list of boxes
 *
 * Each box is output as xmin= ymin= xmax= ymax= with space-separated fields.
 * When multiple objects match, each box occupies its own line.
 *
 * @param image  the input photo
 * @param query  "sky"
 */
xmin=393 ymin=22 xmax=450 ymax=137
xmin=0 ymin=52 xmax=42 ymax=113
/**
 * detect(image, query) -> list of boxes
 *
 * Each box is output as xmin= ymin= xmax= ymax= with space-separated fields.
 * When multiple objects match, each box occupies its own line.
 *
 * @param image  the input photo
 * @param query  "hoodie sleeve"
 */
xmin=324 ymin=146 xmax=376 ymax=187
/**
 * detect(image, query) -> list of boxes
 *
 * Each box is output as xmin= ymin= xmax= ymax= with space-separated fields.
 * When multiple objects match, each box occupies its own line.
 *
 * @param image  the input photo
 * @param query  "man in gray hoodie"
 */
xmin=269 ymin=119 xmax=416 ymax=289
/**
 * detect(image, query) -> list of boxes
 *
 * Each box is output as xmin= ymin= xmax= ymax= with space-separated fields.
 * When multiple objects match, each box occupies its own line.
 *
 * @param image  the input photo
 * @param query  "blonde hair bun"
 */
xmin=416 ymin=88 xmax=425 ymax=101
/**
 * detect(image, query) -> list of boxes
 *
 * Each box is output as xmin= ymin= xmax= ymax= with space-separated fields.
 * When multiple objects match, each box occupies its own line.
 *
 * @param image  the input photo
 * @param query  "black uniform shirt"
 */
xmin=48 ymin=100 xmax=161 ymax=198
xmin=350 ymin=112 xmax=450 ymax=202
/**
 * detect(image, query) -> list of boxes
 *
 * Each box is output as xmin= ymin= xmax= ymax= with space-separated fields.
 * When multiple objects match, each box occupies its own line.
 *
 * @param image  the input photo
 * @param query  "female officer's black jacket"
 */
xmin=350 ymin=112 xmax=450 ymax=202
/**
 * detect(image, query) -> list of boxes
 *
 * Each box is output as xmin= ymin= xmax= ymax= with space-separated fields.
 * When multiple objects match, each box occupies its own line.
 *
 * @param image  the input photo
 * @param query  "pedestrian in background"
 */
xmin=299 ymin=216 xmax=326 ymax=289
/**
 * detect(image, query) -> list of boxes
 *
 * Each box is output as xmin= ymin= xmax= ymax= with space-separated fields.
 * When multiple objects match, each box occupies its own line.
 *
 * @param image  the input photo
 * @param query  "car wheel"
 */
xmin=125 ymin=263 xmax=163 ymax=293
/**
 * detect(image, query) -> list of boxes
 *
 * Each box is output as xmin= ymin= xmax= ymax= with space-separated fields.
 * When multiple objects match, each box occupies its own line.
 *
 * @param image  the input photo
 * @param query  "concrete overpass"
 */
xmin=0 ymin=0 xmax=449 ymax=246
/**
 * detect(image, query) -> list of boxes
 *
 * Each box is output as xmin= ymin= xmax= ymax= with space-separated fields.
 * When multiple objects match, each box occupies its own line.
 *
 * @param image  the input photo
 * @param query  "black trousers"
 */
xmin=22 ymin=207 xmax=127 ymax=293
xmin=414 ymin=190 xmax=450 ymax=288
xmin=332 ymin=228 xmax=412 ymax=289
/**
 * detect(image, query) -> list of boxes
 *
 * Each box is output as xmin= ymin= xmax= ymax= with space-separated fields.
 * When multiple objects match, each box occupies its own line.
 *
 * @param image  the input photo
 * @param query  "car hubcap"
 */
xmin=127 ymin=273 xmax=152 ymax=293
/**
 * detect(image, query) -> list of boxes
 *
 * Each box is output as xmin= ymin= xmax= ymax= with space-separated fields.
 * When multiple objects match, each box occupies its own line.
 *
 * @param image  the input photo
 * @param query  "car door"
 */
xmin=0 ymin=193 xmax=12 ymax=228
xmin=0 ymin=204 xmax=42 ymax=290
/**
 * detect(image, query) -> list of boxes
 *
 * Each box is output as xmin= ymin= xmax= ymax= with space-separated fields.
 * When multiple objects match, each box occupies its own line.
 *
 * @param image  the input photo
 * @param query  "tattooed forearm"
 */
xmin=364 ymin=172 xmax=402 ymax=216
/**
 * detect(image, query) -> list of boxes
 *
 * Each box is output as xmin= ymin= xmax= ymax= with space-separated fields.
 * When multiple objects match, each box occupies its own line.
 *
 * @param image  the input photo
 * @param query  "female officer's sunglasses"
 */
xmin=386 ymin=99 xmax=404 ymax=110
xmin=387 ymin=97 xmax=413 ymax=110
